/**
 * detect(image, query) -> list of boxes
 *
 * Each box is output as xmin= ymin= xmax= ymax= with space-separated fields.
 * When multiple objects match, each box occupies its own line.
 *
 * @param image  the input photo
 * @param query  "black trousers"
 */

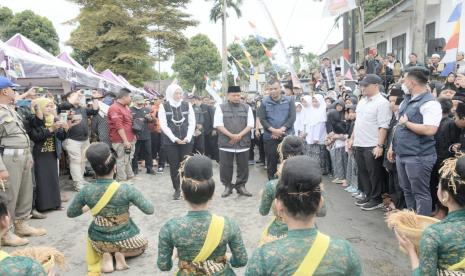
xmin=249 ymin=138 xmax=255 ymax=161
xmin=164 ymin=143 xmax=193 ymax=191
xmin=257 ymin=133 xmax=266 ymax=162
xmin=193 ymin=134 xmax=205 ymax=154
xmin=151 ymin=132 xmax=161 ymax=159
xmin=132 ymin=139 xmax=153 ymax=173
xmin=205 ymin=133 xmax=219 ymax=162
xmin=354 ymin=147 xmax=385 ymax=202
xmin=219 ymin=150 xmax=249 ymax=187
xmin=264 ymin=139 xmax=282 ymax=180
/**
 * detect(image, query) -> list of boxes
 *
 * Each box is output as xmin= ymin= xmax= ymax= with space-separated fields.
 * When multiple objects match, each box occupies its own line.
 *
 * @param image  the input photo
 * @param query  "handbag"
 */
xmin=132 ymin=118 xmax=143 ymax=133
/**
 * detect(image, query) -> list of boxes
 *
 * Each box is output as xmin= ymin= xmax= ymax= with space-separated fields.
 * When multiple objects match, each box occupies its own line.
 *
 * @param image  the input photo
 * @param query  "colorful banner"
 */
xmin=322 ymin=0 xmax=357 ymax=17
xmin=204 ymin=74 xmax=223 ymax=104
xmin=248 ymin=21 xmax=281 ymax=80
xmin=234 ymin=36 xmax=259 ymax=80
xmin=440 ymin=1 xmax=463 ymax=76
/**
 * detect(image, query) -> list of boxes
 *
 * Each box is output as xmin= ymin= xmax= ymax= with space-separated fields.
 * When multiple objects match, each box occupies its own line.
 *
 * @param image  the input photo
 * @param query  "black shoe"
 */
xmin=172 ymin=190 xmax=181 ymax=200
xmin=221 ymin=186 xmax=234 ymax=198
xmin=236 ymin=186 xmax=252 ymax=197
xmin=361 ymin=200 xmax=384 ymax=211
xmin=355 ymin=198 xmax=369 ymax=206
xmin=146 ymin=170 xmax=155 ymax=175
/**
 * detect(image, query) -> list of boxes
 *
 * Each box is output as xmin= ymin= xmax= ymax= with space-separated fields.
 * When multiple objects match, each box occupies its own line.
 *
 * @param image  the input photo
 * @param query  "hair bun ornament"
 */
xmin=456 ymin=156 xmax=465 ymax=179
xmin=281 ymin=156 xmax=322 ymax=193
xmin=180 ymin=154 xmax=213 ymax=181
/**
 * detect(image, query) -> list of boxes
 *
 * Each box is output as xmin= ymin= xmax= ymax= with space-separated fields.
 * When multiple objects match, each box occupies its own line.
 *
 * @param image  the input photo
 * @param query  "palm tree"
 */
xmin=206 ymin=0 xmax=243 ymax=94
xmin=208 ymin=0 xmax=243 ymax=23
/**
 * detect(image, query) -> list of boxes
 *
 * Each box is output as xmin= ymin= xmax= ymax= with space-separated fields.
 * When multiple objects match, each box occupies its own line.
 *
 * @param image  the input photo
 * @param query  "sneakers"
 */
xmin=361 ymin=200 xmax=384 ymax=211
xmin=355 ymin=193 xmax=366 ymax=200
xmin=355 ymin=198 xmax=369 ymax=206
xmin=31 ymin=209 xmax=47 ymax=219
xmin=157 ymin=167 xmax=164 ymax=174
xmin=14 ymin=220 xmax=47 ymax=237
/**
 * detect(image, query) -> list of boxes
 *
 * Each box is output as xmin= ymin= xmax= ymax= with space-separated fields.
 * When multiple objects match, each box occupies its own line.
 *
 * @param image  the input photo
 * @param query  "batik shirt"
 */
xmin=259 ymin=180 xmax=287 ymax=239
xmin=0 ymin=254 xmax=46 ymax=276
xmin=245 ymin=228 xmax=362 ymax=276
xmin=157 ymin=210 xmax=248 ymax=275
xmin=414 ymin=209 xmax=465 ymax=276
xmin=67 ymin=179 xmax=154 ymax=242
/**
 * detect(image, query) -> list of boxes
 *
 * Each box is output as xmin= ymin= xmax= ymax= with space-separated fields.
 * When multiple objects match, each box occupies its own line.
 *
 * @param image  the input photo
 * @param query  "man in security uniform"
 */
xmin=214 ymin=86 xmax=254 ymax=197
xmin=0 ymin=77 xmax=46 ymax=246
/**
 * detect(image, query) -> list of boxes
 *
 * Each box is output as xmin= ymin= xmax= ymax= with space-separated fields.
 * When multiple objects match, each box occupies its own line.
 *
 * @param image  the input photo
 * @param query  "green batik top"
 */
xmin=413 ymin=208 xmax=465 ymax=276
xmin=259 ymin=180 xmax=288 ymax=238
xmin=67 ymin=179 xmax=154 ymax=242
xmin=0 ymin=255 xmax=46 ymax=276
xmin=245 ymin=228 xmax=362 ymax=276
xmin=157 ymin=210 xmax=248 ymax=275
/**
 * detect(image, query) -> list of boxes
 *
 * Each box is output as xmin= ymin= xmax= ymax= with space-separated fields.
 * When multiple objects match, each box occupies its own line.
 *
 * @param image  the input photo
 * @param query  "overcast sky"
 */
xmin=0 ymin=0 xmax=342 ymax=71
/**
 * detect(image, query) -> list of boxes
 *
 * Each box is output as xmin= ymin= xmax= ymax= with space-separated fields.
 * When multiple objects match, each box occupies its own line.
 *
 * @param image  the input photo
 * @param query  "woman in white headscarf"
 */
xmin=302 ymin=94 xmax=331 ymax=175
xmin=158 ymin=84 xmax=196 ymax=200
xmin=293 ymin=102 xmax=304 ymax=136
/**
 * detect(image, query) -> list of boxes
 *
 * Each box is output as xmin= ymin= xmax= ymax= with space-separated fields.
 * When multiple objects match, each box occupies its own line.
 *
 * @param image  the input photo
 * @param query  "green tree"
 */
xmin=207 ymin=0 xmax=243 ymax=23
xmin=363 ymin=0 xmax=402 ymax=23
xmin=227 ymin=35 xmax=277 ymax=79
xmin=67 ymin=0 xmax=197 ymax=86
xmin=2 ymin=10 xmax=59 ymax=55
xmin=305 ymin=52 xmax=320 ymax=70
xmin=0 ymin=7 xmax=13 ymax=37
xmin=172 ymin=34 xmax=221 ymax=93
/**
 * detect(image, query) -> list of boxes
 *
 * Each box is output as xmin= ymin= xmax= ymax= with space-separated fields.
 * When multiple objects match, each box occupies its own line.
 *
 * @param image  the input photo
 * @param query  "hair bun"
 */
xmin=281 ymin=136 xmax=304 ymax=158
xmin=456 ymin=156 xmax=465 ymax=179
xmin=86 ymin=142 xmax=111 ymax=167
xmin=183 ymin=155 xmax=213 ymax=181
xmin=281 ymin=156 xmax=322 ymax=193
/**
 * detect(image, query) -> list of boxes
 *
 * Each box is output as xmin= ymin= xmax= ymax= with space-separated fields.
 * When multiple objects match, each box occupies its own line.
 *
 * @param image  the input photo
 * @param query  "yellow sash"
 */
xmin=293 ymin=232 xmax=330 ymax=276
xmin=86 ymin=181 xmax=120 ymax=276
xmin=193 ymin=214 xmax=225 ymax=262
xmin=0 ymin=250 xmax=9 ymax=262
xmin=449 ymin=256 xmax=465 ymax=271
xmin=259 ymin=218 xmax=276 ymax=246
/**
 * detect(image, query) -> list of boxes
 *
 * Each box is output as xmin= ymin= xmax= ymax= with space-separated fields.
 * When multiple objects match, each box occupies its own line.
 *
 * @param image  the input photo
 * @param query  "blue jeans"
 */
xmin=396 ymin=154 xmax=436 ymax=216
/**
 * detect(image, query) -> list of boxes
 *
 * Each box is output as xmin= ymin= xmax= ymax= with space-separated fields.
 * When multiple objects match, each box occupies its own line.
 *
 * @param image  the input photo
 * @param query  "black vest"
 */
xmin=162 ymin=101 xmax=191 ymax=145
xmin=218 ymin=102 xmax=251 ymax=149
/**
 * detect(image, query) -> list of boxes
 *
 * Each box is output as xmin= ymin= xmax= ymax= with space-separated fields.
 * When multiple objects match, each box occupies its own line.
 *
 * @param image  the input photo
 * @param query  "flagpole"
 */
xmin=259 ymin=0 xmax=299 ymax=85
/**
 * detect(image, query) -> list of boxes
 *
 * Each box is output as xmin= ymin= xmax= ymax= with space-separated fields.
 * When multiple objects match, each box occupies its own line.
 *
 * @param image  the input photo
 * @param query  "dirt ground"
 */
xmin=4 ymin=163 xmax=410 ymax=275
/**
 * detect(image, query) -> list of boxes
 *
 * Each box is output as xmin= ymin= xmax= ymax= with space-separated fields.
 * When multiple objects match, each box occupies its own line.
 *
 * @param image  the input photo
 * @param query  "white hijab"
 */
xmin=165 ymin=84 xmax=183 ymax=108
xmin=305 ymin=94 xmax=327 ymax=126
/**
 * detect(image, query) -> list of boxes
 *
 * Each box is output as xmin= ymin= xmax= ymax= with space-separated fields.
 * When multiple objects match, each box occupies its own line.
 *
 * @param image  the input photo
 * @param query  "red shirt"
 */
xmin=108 ymin=102 xmax=135 ymax=143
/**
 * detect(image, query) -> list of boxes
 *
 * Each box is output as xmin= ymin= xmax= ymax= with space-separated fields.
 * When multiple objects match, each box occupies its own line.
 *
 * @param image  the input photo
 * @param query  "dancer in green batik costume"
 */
xmin=0 ymin=193 xmax=46 ymax=275
xmin=67 ymin=142 xmax=154 ymax=274
xmin=396 ymin=156 xmax=465 ymax=276
xmin=259 ymin=135 xmax=305 ymax=244
xmin=247 ymin=156 xmax=362 ymax=276
xmin=157 ymin=155 xmax=248 ymax=275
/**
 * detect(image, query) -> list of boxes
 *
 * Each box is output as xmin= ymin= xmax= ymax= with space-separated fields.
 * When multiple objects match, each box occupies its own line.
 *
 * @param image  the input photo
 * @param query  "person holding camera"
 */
xmin=60 ymin=89 xmax=99 ymax=191
xmin=108 ymin=88 xmax=136 ymax=182
xmin=131 ymin=95 xmax=155 ymax=175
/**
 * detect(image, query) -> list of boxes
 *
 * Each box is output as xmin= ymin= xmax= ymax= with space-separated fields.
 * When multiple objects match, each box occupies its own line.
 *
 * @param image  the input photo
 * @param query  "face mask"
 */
xmin=402 ymin=83 xmax=410 ymax=95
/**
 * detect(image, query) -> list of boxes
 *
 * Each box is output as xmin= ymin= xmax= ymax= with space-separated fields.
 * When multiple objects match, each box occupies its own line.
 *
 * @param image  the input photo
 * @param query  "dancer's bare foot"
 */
xmin=115 ymin=252 xmax=129 ymax=271
xmin=101 ymin=252 xmax=114 ymax=273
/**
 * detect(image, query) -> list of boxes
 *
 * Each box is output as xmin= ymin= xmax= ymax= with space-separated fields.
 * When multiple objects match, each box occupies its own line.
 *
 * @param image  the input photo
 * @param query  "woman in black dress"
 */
xmin=29 ymin=98 xmax=67 ymax=212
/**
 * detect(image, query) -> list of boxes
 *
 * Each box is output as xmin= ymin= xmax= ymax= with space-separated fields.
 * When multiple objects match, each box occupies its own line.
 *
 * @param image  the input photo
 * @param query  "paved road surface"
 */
xmin=5 ymin=163 xmax=410 ymax=275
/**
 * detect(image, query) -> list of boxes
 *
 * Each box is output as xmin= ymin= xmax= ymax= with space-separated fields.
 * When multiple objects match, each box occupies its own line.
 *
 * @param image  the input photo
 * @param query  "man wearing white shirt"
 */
xmin=350 ymin=74 xmax=392 ymax=211
xmin=214 ymin=86 xmax=254 ymax=197
xmin=390 ymin=67 xmax=442 ymax=216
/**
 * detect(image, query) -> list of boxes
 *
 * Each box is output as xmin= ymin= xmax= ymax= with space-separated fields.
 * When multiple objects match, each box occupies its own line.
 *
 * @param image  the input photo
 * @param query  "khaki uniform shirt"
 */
xmin=0 ymin=104 xmax=30 ymax=171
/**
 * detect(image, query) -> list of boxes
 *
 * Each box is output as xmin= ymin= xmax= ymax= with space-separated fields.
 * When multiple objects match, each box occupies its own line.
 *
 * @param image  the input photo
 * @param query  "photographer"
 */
xmin=59 ymin=89 xmax=99 ymax=191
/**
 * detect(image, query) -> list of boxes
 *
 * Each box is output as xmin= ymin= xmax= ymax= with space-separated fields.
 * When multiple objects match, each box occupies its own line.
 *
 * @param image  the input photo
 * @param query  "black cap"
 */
xmin=389 ymin=85 xmax=404 ymax=97
xmin=227 ymin=86 xmax=241 ymax=93
xmin=359 ymin=74 xmax=382 ymax=86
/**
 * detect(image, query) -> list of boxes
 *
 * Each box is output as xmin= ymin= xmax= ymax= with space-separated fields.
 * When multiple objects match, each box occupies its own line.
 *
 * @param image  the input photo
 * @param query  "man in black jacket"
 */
xmin=131 ymin=95 xmax=155 ymax=174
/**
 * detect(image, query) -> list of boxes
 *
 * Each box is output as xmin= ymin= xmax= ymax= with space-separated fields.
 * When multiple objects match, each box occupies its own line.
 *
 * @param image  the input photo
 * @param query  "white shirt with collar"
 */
xmin=353 ymin=93 xmax=392 ymax=147
xmin=399 ymin=93 xmax=442 ymax=127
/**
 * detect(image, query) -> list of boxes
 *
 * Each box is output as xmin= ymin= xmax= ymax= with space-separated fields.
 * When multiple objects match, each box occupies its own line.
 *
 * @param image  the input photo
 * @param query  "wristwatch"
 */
xmin=377 ymin=144 xmax=385 ymax=149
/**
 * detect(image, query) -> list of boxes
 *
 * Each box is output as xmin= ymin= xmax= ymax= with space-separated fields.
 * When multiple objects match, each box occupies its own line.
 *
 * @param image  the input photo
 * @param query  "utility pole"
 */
xmin=221 ymin=0 xmax=228 ymax=95
xmin=342 ymin=12 xmax=350 ymax=61
xmin=351 ymin=9 xmax=356 ymax=63
xmin=358 ymin=0 xmax=366 ymax=56
xmin=412 ymin=0 xmax=427 ymax=61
